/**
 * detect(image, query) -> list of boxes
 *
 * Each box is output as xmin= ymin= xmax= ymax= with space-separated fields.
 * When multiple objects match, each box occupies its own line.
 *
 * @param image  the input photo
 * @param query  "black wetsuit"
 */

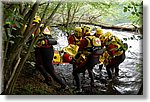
xmin=35 ymin=35 xmax=66 ymax=88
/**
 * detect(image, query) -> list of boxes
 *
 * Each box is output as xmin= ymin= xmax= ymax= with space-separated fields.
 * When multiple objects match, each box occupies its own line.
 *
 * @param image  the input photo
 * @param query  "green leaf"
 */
xmin=13 ymin=21 xmax=21 ymax=28
xmin=136 ymin=12 xmax=140 ymax=16
xmin=5 ymin=21 xmax=11 ymax=25
xmin=131 ymin=12 xmax=135 ymax=15
xmin=128 ymin=5 xmax=132 ymax=8
xmin=123 ymin=38 xmax=127 ymax=41
xmin=123 ymin=8 xmax=127 ymax=12
xmin=12 ymin=27 xmax=17 ymax=30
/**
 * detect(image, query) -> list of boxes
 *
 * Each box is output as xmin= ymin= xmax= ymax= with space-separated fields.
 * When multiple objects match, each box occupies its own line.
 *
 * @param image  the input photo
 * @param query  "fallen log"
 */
xmin=52 ymin=21 xmax=142 ymax=33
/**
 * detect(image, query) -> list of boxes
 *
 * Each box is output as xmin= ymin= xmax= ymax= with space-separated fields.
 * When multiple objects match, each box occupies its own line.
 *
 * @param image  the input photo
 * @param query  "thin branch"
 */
xmin=41 ymin=1 xmax=62 ymax=33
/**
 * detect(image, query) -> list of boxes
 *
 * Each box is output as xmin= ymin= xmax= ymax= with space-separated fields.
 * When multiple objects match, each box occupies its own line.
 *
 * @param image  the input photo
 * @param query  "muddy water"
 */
xmin=54 ymin=30 xmax=143 ymax=95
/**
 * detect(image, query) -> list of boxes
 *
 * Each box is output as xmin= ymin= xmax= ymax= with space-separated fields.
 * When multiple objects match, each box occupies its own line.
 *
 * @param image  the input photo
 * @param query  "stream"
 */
xmin=53 ymin=28 xmax=143 ymax=95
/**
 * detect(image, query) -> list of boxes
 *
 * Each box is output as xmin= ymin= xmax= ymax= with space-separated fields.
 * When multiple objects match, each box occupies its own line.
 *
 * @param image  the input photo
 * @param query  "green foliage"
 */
xmin=36 ymin=0 xmax=142 ymax=28
xmin=3 ymin=0 xmax=143 ymax=95
xmin=123 ymin=34 xmax=142 ymax=41
xmin=123 ymin=38 xmax=128 ymax=41
xmin=123 ymin=1 xmax=143 ymax=26
xmin=4 ymin=4 xmax=23 ymax=27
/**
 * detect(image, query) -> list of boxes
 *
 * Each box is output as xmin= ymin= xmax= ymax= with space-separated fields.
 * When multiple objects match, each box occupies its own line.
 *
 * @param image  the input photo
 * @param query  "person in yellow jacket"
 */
xmin=62 ymin=27 xmax=82 ymax=63
xmin=72 ymin=25 xmax=104 ymax=93
xmin=68 ymin=27 xmax=82 ymax=46
xmin=94 ymin=28 xmax=106 ymax=77
xmin=101 ymin=32 xmax=128 ymax=79
xmin=32 ymin=16 xmax=68 ymax=90
xmin=94 ymin=28 xmax=103 ymax=38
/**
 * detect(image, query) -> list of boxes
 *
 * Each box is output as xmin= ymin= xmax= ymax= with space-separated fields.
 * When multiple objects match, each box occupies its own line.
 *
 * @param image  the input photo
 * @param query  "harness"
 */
xmin=81 ymin=36 xmax=102 ymax=56
xmin=72 ymin=35 xmax=81 ymax=45
xmin=36 ymin=35 xmax=53 ymax=48
xmin=106 ymin=36 xmax=125 ymax=57
xmin=85 ymin=36 xmax=102 ymax=52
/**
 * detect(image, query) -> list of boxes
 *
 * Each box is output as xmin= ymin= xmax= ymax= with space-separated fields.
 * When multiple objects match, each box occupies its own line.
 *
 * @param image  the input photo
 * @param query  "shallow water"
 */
xmin=54 ymin=29 xmax=143 ymax=95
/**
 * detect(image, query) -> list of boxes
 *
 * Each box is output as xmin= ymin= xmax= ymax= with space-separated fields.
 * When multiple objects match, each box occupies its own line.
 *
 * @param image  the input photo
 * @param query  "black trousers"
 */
xmin=72 ymin=54 xmax=100 ymax=89
xmin=35 ymin=47 xmax=66 ymax=87
xmin=106 ymin=52 xmax=126 ymax=79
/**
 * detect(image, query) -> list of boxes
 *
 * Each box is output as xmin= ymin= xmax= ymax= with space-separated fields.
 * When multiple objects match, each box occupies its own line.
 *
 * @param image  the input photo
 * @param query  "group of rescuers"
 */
xmin=31 ymin=16 xmax=128 ymax=93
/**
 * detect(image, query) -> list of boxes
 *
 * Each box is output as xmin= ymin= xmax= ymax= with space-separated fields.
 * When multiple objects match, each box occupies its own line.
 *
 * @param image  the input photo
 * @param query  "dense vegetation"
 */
xmin=1 ymin=0 xmax=142 ymax=94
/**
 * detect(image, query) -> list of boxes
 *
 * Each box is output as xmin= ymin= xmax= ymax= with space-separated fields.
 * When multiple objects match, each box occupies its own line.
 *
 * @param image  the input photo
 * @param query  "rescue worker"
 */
xmin=32 ymin=16 xmax=68 ymax=90
xmin=94 ymin=28 xmax=103 ymax=38
xmin=102 ymin=32 xmax=128 ymax=79
xmin=62 ymin=27 xmax=82 ymax=63
xmin=68 ymin=27 xmax=82 ymax=45
xmin=94 ymin=28 xmax=104 ymax=72
xmin=72 ymin=25 xmax=103 ymax=92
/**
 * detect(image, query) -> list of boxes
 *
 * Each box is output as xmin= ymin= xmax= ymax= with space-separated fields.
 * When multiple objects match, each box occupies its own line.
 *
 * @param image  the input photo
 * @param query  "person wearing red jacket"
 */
xmin=72 ymin=25 xmax=103 ymax=93
xmin=62 ymin=27 xmax=82 ymax=63
xmin=32 ymin=16 xmax=68 ymax=91
xmin=68 ymin=27 xmax=82 ymax=45
xmin=102 ymin=32 xmax=128 ymax=79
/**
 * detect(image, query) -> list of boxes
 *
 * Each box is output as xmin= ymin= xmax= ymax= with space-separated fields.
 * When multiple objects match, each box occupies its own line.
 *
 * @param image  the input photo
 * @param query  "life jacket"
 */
xmin=82 ymin=36 xmax=102 ymax=56
xmin=105 ymin=36 xmax=124 ymax=57
xmin=85 ymin=36 xmax=101 ymax=48
xmin=62 ymin=44 xmax=79 ymax=58
xmin=99 ymin=51 xmax=110 ymax=65
xmin=99 ymin=34 xmax=105 ymax=47
xmin=74 ymin=54 xmax=87 ymax=70
xmin=72 ymin=35 xmax=82 ymax=45
xmin=36 ymin=26 xmax=55 ymax=48
xmin=36 ymin=37 xmax=52 ymax=48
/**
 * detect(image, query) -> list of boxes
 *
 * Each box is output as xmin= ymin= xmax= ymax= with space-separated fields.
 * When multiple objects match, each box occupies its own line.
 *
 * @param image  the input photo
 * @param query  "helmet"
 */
xmin=104 ymin=32 xmax=114 ymax=44
xmin=74 ymin=27 xmax=82 ymax=37
xmin=43 ymin=26 xmax=51 ymax=35
xmin=33 ymin=16 xmax=41 ymax=23
xmin=104 ymin=32 xmax=113 ymax=40
xmin=96 ymin=28 xmax=103 ymax=37
xmin=81 ymin=25 xmax=91 ymax=36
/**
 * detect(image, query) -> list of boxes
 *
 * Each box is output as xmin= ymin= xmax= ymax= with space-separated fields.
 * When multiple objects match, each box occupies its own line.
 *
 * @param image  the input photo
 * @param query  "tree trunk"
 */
xmin=2 ymin=36 xmax=39 ymax=94
xmin=2 ymin=0 xmax=40 ymax=94
xmin=2 ymin=0 xmax=62 ymax=94
xmin=55 ymin=21 xmax=141 ymax=32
